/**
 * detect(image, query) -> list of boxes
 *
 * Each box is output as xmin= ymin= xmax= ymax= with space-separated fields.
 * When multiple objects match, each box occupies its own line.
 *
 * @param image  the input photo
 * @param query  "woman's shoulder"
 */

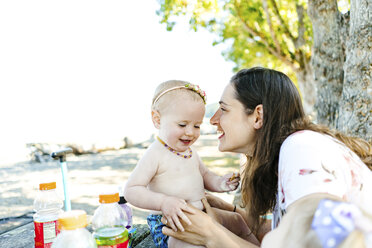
xmin=283 ymin=130 xmax=328 ymax=144
xmin=278 ymin=130 xmax=345 ymax=171
xmin=280 ymin=130 xmax=329 ymax=152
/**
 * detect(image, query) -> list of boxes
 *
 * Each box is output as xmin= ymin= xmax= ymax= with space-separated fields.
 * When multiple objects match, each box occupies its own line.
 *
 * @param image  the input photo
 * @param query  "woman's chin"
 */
xmin=217 ymin=143 xmax=227 ymax=152
xmin=218 ymin=143 xmax=242 ymax=153
xmin=218 ymin=138 xmax=236 ymax=153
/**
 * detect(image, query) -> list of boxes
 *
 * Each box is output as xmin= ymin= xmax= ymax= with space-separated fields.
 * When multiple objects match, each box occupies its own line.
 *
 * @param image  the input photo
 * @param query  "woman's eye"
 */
xmin=178 ymin=124 xmax=186 ymax=127
xmin=220 ymin=107 xmax=226 ymax=112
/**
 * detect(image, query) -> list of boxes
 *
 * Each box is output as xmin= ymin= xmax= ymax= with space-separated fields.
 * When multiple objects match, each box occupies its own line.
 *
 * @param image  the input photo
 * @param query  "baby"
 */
xmin=124 ymin=80 xmax=240 ymax=248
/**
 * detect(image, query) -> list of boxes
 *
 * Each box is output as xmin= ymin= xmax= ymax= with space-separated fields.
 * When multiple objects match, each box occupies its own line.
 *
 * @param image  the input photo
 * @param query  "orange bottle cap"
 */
xmin=99 ymin=192 xmax=119 ymax=203
xmin=58 ymin=210 xmax=87 ymax=230
xmin=39 ymin=182 xmax=56 ymax=190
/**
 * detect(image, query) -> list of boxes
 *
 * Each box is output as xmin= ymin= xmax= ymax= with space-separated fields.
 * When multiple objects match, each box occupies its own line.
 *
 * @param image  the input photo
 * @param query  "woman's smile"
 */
xmin=217 ymin=130 xmax=225 ymax=139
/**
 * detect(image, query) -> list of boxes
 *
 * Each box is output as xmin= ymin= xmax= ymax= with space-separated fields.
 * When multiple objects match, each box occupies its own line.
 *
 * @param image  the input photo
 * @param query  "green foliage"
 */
xmin=156 ymin=0 xmax=314 ymax=79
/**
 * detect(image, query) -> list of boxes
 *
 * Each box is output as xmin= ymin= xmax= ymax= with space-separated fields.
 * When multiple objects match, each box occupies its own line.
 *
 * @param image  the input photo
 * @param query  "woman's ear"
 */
xmin=253 ymin=104 xmax=263 ymax=129
xmin=151 ymin=110 xmax=161 ymax=129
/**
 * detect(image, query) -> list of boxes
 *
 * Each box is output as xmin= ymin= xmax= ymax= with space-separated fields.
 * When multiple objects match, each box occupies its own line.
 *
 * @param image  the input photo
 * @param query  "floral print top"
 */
xmin=272 ymin=130 xmax=372 ymax=229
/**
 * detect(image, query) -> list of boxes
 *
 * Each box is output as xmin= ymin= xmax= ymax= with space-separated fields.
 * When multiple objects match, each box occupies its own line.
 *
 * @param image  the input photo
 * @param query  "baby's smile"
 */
xmin=180 ymin=139 xmax=192 ymax=145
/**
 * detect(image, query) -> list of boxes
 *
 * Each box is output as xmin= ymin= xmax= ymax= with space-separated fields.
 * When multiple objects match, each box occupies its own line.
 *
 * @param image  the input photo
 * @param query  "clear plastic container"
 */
xmin=51 ymin=210 xmax=97 ymax=248
xmin=33 ymin=182 xmax=64 ymax=248
xmin=92 ymin=193 xmax=129 ymax=248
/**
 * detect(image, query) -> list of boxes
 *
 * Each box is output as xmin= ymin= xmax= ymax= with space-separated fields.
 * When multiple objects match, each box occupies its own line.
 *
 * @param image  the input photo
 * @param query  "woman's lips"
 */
xmin=218 ymin=132 xmax=225 ymax=139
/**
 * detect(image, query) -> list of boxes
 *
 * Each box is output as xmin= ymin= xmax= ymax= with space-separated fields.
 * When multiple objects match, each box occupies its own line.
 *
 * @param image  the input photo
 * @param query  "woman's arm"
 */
xmin=206 ymin=193 xmax=271 ymax=242
xmin=162 ymin=198 xmax=260 ymax=248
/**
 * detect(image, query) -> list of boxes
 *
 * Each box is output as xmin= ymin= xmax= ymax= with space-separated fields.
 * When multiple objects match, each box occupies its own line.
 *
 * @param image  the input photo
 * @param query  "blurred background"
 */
xmin=0 ymin=1 xmax=232 ymax=164
xmin=0 ymin=0 xmax=360 ymax=166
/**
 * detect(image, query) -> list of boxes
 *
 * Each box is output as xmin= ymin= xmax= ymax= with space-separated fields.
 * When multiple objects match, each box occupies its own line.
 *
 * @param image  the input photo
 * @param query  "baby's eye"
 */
xmin=194 ymin=125 xmax=200 ymax=129
xmin=178 ymin=124 xmax=186 ymax=127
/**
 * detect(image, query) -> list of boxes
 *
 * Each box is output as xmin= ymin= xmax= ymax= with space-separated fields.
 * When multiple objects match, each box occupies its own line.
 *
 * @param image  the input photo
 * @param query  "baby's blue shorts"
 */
xmin=147 ymin=214 xmax=169 ymax=248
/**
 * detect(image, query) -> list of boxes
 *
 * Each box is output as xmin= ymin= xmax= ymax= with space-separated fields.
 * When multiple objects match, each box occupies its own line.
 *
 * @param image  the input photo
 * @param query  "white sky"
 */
xmin=0 ymin=1 xmax=234 ymax=162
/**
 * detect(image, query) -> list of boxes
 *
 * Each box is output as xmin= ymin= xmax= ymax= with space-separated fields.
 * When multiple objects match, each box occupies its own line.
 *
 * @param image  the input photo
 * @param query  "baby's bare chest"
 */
xmin=149 ymin=158 xmax=205 ymax=200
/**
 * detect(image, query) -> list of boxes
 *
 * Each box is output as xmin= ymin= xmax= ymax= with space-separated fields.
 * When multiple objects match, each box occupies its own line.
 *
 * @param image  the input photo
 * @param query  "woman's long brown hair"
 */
xmin=231 ymin=67 xmax=372 ymax=235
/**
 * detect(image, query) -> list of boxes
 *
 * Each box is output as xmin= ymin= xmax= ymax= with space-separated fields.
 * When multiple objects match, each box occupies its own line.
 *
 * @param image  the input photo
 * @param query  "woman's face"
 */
xmin=210 ymin=83 xmax=258 ymax=155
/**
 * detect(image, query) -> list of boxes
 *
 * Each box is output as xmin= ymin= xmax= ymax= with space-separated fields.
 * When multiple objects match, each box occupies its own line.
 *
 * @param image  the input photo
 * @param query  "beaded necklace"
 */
xmin=156 ymin=136 xmax=192 ymax=159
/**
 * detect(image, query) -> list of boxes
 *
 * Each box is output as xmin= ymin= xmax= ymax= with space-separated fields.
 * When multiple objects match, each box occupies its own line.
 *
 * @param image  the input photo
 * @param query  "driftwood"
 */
xmin=26 ymin=136 xmax=152 ymax=163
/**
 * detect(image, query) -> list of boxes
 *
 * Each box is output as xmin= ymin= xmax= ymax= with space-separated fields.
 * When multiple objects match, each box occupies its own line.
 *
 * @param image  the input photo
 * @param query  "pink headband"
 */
xmin=153 ymin=83 xmax=207 ymax=104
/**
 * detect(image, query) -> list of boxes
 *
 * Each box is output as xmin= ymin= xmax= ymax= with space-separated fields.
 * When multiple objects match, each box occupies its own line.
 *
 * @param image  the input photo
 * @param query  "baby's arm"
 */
xmin=197 ymin=153 xmax=240 ymax=192
xmin=124 ymin=148 xmax=166 ymax=211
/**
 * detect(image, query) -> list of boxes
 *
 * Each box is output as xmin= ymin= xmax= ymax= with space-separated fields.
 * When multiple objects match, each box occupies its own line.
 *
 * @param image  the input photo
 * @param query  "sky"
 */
xmin=0 ymin=1 xmax=235 ymax=163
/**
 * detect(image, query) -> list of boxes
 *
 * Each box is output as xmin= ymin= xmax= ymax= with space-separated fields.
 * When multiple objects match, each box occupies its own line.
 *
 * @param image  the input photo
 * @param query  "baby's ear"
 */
xmin=151 ymin=110 xmax=161 ymax=129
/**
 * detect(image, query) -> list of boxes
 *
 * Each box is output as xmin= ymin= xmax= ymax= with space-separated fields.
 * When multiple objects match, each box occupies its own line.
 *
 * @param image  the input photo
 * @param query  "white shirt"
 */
xmin=272 ymin=130 xmax=372 ymax=229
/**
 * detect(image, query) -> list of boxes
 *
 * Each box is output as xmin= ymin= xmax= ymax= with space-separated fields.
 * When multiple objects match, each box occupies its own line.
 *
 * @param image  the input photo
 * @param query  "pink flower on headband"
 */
xmin=185 ymin=83 xmax=207 ymax=104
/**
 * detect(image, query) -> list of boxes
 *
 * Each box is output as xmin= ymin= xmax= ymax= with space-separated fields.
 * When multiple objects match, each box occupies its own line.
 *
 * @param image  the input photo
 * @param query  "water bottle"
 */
xmin=92 ymin=192 xmax=129 ymax=248
xmin=33 ymin=182 xmax=63 ymax=248
xmin=51 ymin=210 xmax=97 ymax=248
xmin=118 ymin=186 xmax=133 ymax=230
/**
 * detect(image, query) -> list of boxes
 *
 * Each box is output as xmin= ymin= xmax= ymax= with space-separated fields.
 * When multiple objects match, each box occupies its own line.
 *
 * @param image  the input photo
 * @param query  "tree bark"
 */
xmin=337 ymin=0 xmax=372 ymax=142
xmin=296 ymin=63 xmax=316 ymax=118
xmin=308 ymin=0 xmax=344 ymax=129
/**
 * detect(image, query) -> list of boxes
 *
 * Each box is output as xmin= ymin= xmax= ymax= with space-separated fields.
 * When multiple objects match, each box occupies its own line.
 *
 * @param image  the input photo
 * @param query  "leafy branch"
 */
xmin=234 ymin=0 xmax=299 ymax=71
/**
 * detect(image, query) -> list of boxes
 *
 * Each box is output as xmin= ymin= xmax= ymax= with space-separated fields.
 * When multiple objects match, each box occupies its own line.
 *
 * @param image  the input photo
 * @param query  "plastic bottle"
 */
xmin=92 ymin=192 xmax=129 ymax=248
xmin=118 ymin=186 xmax=133 ymax=230
xmin=33 ymin=182 xmax=64 ymax=248
xmin=51 ymin=210 xmax=97 ymax=248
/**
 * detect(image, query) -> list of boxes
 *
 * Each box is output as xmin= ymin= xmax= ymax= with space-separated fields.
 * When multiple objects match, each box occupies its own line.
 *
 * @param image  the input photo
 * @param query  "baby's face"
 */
xmin=158 ymin=95 xmax=205 ymax=152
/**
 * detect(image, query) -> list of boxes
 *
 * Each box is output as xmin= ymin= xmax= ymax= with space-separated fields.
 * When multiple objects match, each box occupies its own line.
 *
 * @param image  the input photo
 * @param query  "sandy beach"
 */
xmin=0 ymin=134 xmax=240 ymax=233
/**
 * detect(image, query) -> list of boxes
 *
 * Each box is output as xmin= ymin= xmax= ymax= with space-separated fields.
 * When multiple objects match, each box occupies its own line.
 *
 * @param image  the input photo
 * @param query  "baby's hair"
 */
xmin=151 ymin=80 xmax=204 ymax=113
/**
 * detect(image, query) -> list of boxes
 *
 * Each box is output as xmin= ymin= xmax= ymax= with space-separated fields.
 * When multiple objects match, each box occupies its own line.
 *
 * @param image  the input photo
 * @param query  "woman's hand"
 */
xmin=160 ymin=196 xmax=195 ymax=232
xmin=161 ymin=198 xmax=217 ymax=246
xmin=219 ymin=172 xmax=240 ymax=191
xmin=163 ymin=198 xmax=260 ymax=248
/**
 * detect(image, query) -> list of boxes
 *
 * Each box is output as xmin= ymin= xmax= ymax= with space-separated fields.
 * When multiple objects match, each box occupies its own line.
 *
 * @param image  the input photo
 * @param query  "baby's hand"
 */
xmin=220 ymin=172 xmax=240 ymax=192
xmin=160 ymin=196 xmax=195 ymax=232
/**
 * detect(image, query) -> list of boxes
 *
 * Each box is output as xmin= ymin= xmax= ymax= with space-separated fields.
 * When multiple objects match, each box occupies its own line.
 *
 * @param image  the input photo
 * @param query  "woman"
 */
xmin=161 ymin=67 xmax=372 ymax=247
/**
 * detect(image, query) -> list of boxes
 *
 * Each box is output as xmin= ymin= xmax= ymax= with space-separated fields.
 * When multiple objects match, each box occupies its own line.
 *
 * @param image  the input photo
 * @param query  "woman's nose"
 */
xmin=210 ymin=109 xmax=221 ymax=125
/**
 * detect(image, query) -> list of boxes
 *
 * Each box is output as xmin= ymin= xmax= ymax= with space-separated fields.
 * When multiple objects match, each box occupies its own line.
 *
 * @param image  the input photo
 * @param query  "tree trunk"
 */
xmin=337 ymin=0 xmax=372 ymax=142
xmin=308 ymin=0 xmax=344 ymax=129
xmin=296 ymin=63 xmax=316 ymax=119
